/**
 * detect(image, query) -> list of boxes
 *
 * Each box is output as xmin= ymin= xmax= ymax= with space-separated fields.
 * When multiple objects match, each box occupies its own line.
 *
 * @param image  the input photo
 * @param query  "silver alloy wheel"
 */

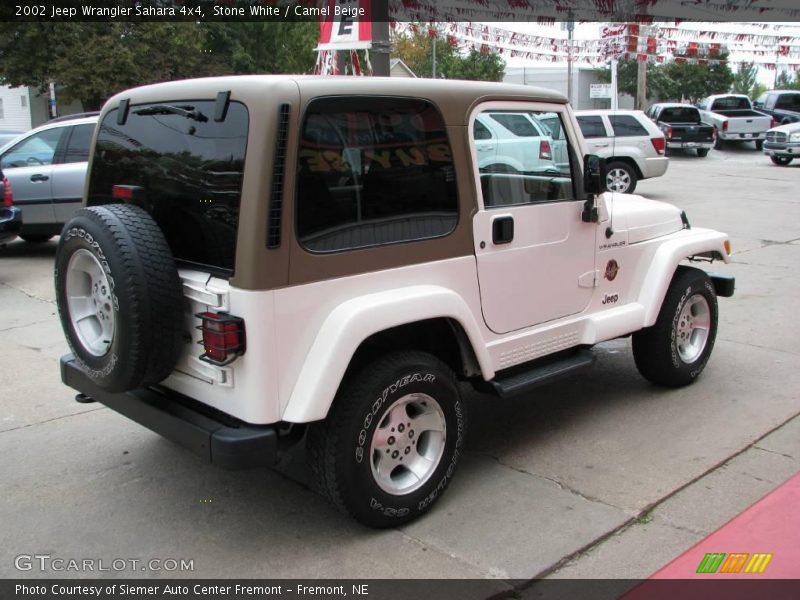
xmin=675 ymin=293 xmax=711 ymax=364
xmin=65 ymin=249 xmax=115 ymax=357
xmin=606 ymin=167 xmax=631 ymax=193
xmin=370 ymin=393 xmax=447 ymax=495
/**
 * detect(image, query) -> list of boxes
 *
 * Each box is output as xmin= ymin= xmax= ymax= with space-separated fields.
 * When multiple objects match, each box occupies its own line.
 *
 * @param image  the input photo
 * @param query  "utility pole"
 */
xmin=566 ymin=16 xmax=574 ymax=105
xmin=432 ymin=33 xmax=437 ymax=78
xmin=611 ymin=58 xmax=619 ymax=110
xmin=635 ymin=23 xmax=648 ymax=110
xmin=371 ymin=0 xmax=390 ymax=76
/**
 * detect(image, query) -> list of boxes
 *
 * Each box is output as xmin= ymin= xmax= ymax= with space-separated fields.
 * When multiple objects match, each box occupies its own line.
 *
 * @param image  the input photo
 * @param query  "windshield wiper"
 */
xmin=134 ymin=104 xmax=208 ymax=122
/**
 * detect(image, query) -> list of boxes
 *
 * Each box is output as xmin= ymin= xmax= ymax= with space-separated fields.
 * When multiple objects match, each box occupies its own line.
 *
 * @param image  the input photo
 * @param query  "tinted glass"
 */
xmin=710 ymin=96 xmax=750 ymax=110
xmin=775 ymin=93 xmax=800 ymax=110
xmin=475 ymin=109 xmax=574 ymax=208
xmin=658 ymin=107 xmax=701 ymax=123
xmin=63 ymin=123 xmax=95 ymax=163
xmin=577 ymin=116 xmax=607 ymax=138
xmin=609 ymin=115 xmax=649 ymax=137
xmin=489 ymin=113 xmax=540 ymax=137
xmin=473 ymin=119 xmax=492 ymax=140
xmin=88 ymin=101 xmax=249 ymax=272
xmin=296 ymin=97 xmax=458 ymax=253
xmin=1 ymin=127 xmax=65 ymax=169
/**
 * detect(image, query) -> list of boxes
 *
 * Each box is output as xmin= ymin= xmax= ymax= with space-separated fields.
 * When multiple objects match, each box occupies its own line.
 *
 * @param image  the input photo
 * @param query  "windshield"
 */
xmin=710 ymin=97 xmax=751 ymax=111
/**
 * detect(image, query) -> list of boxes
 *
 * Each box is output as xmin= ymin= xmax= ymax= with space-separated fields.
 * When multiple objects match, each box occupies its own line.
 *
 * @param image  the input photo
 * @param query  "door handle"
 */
xmin=593 ymin=142 xmax=610 ymax=147
xmin=30 ymin=174 xmax=49 ymax=182
xmin=492 ymin=216 xmax=514 ymax=245
xmin=478 ymin=146 xmax=495 ymax=151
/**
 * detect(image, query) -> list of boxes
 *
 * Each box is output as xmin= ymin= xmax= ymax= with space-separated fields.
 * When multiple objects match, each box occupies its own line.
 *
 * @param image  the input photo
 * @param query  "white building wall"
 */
xmin=0 ymin=86 xmax=32 ymax=131
xmin=504 ymin=66 xmax=634 ymax=111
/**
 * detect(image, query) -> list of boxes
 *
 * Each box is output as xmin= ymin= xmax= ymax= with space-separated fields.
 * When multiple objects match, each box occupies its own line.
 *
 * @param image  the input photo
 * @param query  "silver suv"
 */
xmin=575 ymin=109 xmax=668 ymax=194
xmin=0 ymin=114 xmax=97 ymax=243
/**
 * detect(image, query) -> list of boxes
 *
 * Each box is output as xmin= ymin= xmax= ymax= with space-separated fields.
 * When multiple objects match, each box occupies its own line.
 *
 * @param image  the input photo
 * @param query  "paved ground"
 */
xmin=0 ymin=144 xmax=798 ymax=587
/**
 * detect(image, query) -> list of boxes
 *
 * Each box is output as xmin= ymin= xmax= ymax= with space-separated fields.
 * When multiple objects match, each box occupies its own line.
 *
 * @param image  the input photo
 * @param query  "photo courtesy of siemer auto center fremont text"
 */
xmin=1 ymin=1 xmax=799 ymax=599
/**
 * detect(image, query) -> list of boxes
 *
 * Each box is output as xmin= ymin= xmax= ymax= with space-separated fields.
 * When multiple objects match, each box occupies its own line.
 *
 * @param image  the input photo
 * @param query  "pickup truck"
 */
xmin=645 ymin=103 xmax=716 ymax=157
xmin=696 ymin=94 xmax=774 ymax=150
xmin=754 ymin=90 xmax=800 ymax=125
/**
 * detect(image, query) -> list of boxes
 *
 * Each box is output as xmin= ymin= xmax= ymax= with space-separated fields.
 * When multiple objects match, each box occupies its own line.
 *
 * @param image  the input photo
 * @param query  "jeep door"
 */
xmin=472 ymin=104 xmax=596 ymax=334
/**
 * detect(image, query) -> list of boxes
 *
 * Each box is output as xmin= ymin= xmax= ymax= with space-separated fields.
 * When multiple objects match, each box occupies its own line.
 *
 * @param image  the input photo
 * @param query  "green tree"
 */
xmin=731 ymin=61 xmax=758 ymax=95
xmin=659 ymin=53 xmax=734 ymax=103
xmin=774 ymin=70 xmax=796 ymax=90
xmin=203 ymin=22 xmax=318 ymax=76
xmin=392 ymin=27 xmax=505 ymax=81
xmin=595 ymin=59 xmax=671 ymax=100
xmin=751 ymin=82 xmax=768 ymax=101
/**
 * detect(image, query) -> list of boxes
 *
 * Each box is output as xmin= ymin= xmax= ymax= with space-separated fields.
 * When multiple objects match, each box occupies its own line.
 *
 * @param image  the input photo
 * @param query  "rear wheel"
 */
xmin=307 ymin=351 xmax=467 ymax=527
xmin=755 ymin=140 xmax=764 ymax=151
xmin=714 ymin=136 xmax=724 ymax=150
xmin=55 ymin=204 xmax=185 ymax=392
xmin=770 ymin=156 xmax=793 ymax=166
xmin=632 ymin=267 xmax=718 ymax=388
xmin=696 ymin=148 xmax=709 ymax=158
xmin=605 ymin=161 xmax=638 ymax=194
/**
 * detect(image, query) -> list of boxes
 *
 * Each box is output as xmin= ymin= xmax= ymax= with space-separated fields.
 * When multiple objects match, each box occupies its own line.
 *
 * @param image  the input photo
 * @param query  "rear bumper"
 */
xmin=60 ymin=354 xmax=277 ymax=469
xmin=0 ymin=206 xmax=22 ymax=244
xmin=641 ymin=156 xmax=669 ymax=179
xmin=719 ymin=131 xmax=766 ymax=141
xmin=667 ymin=141 xmax=713 ymax=150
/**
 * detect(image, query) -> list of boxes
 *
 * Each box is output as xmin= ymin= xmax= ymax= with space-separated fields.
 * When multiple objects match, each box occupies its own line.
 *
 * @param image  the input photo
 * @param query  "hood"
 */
xmin=769 ymin=122 xmax=800 ymax=135
xmin=604 ymin=193 xmax=684 ymax=244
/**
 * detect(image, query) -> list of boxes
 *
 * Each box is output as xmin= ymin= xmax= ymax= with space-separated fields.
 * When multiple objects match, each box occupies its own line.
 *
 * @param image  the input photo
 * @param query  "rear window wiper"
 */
xmin=134 ymin=104 xmax=208 ymax=122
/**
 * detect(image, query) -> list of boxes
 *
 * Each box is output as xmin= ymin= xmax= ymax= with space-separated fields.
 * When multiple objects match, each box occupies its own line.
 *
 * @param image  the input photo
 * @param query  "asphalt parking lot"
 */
xmin=1 ymin=145 xmax=798 ymax=588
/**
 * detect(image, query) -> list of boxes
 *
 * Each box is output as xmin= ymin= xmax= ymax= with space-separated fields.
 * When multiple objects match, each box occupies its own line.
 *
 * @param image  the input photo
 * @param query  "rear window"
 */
xmin=658 ymin=107 xmax=701 ymax=124
xmin=489 ymin=113 xmax=540 ymax=137
xmin=710 ymin=96 xmax=751 ymax=111
xmin=609 ymin=115 xmax=649 ymax=137
xmin=576 ymin=116 xmax=607 ymax=138
xmin=87 ymin=100 xmax=248 ymax=273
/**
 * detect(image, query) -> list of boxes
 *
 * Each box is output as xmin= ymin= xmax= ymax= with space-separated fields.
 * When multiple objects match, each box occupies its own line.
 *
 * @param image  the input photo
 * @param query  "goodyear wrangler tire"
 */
xmin=307 ymin=351 xmax=467 ymax=528
xmin=55 ymin=204 xmax=184 ymax=393
xmin=632 ymin=267 xmax=718 ymax=388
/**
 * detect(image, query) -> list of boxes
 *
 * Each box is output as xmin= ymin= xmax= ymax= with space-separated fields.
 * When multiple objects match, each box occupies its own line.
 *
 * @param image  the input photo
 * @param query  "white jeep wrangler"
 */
xmin=55 ymin=76 xmax=734 ymax=527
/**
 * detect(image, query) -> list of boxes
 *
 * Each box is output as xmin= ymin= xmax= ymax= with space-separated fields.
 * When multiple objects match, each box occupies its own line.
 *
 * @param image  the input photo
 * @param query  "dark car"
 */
xmin=754 ymin=90 xmax=800 ymax=125
xmin=0 ymin=168 xmax=23 ymax=245
xmin=645 ymin=103 xmax=716 ymax=157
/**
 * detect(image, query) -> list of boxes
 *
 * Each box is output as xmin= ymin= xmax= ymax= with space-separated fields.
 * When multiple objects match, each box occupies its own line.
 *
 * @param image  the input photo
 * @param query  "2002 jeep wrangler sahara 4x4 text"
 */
xmin=55 ymin=76 xmax=734 ymax=527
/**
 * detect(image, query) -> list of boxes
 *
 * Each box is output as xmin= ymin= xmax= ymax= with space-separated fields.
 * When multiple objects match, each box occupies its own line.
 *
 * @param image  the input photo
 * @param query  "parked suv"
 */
xmin=0 ymin=114 xmax=97 ymax=242
xmin=56 ymin=77 xmax=733 ymax=527
xmin=575 ymin=109 xmax=668 ymax=194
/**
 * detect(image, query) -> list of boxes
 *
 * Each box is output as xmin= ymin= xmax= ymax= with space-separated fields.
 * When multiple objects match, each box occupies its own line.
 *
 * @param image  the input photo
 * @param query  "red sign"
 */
xmin=317 ymin=0 xmax=372 ymax=51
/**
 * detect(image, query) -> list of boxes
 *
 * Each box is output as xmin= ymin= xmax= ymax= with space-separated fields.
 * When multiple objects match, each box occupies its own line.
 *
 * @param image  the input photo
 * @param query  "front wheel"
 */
xmin=307 ymin=351 xmax=467 ymax=528
xmin=770 ymin=156 xmax=793 ymax=166
xmin=632 ymin=267 xmax=718 ymax=388
xmin=605 ymin=161 xmax=638 ymax=194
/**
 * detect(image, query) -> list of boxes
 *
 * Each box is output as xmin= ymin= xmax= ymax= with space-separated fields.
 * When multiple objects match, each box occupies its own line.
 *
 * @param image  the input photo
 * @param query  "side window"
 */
xmin=609 ymin=115 xmax=649 ymax=137
xmin=0 ymin=127 xmax=65 ymax=169
xmin=474 ymin=109 xmax=574 ymax=209
xmin=296 ymin=97 xmax=459 ymax=253
xmin=775 ymin=94 xmax=800 ymax=111
xmin=63 ymin=124 xmax=95 ymax=164
xmin=473 ymin=119 xmax=492 ymax=140
xmin=489 ymin=113 xmax=540 ymax=137
xmin=576 ymin=115 xmax=607 ymax=138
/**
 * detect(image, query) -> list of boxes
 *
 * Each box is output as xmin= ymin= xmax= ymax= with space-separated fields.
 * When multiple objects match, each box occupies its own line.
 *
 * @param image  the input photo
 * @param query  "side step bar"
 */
xmin=490 ymin=349 xmax=596 ymax=398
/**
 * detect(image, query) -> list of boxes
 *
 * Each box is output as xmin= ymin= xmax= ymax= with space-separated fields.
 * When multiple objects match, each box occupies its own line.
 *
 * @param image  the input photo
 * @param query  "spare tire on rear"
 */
xmin=55 ymin=204 xmax=185 ymax=392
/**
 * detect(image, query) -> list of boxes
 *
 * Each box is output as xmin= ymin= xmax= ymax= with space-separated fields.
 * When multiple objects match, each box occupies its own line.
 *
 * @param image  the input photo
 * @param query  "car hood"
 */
xmin=605 ymin=193 xmax=684 ymax=244
xmin=768 ymin=122 xmax=800 ymax=135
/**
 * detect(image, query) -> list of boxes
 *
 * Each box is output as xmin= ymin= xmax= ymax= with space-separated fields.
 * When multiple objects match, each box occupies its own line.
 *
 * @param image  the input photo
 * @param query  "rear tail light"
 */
xmin=665 ymin=126 xmax=673 ymax=139
xmin=112 ymin=185 xmax=145 ymax=206
xmin=2 ymin=176 xmax=11 ymax=208
xmin=722 ymin=120 xmax=729 ymax=132
xmin=651 ymin=136 xmax=666 ymax=155
xmin=196 ymin=312 xmax=246 ymax=366
xmin=770 ymin=118 xmax=776 ymax=129
xmin=539 ymin=139 xmax=552 ymax=160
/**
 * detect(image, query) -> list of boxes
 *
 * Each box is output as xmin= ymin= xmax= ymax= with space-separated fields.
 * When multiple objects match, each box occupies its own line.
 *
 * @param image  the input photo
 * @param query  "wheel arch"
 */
xmin=606 ymin=155 xmax=644 ymax=179
xmin=281 ymin=285 xmax=491 ymax=423
xmin=637 ymin=229 xmax=731 ymax=328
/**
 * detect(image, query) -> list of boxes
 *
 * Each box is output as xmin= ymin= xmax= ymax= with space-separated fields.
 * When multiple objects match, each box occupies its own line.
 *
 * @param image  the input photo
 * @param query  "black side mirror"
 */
xmin=583 ymin=154 xmax=606 ymax=196
xmin=582 ymin=154 xmax=605 ymax=223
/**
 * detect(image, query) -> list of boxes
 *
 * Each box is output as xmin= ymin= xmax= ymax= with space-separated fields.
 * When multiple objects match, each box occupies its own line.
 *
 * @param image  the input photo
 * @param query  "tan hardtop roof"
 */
xmin=103 ymin=75 xmax=568 ymax=126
